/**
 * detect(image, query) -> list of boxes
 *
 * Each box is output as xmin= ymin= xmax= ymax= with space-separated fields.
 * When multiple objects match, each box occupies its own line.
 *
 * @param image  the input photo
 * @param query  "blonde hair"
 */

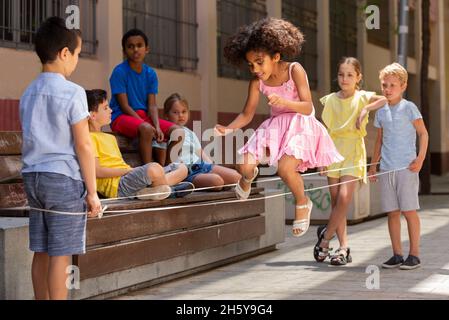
xmin=379 ymin=63 xmax=408 ymax=85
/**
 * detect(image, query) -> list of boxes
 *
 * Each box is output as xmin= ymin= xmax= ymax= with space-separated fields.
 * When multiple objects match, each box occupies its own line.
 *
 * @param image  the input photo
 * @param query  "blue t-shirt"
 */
xmin=20 ymin=73 xmax=89 ymax=181
xmin=109 ymin=60 xmax=159 ymax=122
xmin=374 ymin=99 xmax=423 ymax=171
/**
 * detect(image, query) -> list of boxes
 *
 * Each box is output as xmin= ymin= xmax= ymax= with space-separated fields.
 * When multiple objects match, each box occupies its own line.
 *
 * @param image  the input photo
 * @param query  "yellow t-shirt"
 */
xmin=320 ymin=90 xmax=376 ymax=181
xmin=90 ymin=132 xmax=130 ymax=198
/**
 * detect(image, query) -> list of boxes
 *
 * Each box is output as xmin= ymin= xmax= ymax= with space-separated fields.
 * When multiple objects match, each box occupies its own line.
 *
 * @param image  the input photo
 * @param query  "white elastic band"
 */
xmin=1 ymin=167 xmax=404 ymax=217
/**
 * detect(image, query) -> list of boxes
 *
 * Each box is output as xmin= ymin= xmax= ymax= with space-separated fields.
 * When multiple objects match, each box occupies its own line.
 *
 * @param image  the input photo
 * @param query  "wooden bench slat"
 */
xmin=76 ymin=215 xmax=265 ymax=280
xmin=0 ymin=183 xmax=27 ymax=209
xmin=86 ymin=196 xmax=265 ymax=246
xmin=0 ymin=155 xmax=22 ymax=183
xmin=0 ymin=132 xmax=22 ymax=155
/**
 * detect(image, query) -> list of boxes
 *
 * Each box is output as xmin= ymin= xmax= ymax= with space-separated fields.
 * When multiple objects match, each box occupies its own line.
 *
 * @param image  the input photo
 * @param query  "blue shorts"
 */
xmin=185 ymin=162 xmax=214 ymax=183
xmin=23 ymin=172 xmax=87 ymax=257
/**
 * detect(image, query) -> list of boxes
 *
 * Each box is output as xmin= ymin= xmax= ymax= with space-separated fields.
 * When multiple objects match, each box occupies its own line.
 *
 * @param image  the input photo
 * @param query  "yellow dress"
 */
xmin=320 ymin=90 xmax=376 ymax=182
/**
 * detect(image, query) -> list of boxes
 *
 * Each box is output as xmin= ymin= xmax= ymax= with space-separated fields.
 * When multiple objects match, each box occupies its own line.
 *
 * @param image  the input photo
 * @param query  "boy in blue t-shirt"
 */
xmin=369 ymin=63 xmax=429 ymax=270
xmin=109 ymin=29 xmax=184 ymax=166
xmin=20 ymin=17 xmax=102 ymax=300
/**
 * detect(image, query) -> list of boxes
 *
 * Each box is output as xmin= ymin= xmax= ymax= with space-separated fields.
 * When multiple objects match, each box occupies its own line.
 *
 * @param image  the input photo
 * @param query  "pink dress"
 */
xmin=239 ymin=62 xmax=344 ymax=172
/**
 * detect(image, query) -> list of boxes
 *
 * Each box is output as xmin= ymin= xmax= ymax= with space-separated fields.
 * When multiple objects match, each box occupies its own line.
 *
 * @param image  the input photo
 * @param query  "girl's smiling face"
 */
xmin=246 ymin=50 xmax=280 ymax=81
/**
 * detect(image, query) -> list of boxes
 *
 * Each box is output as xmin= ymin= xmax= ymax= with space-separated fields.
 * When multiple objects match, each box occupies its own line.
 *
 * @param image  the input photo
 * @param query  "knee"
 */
xmin=177 ymin=163 xmax=188 ymax=177
xmin=277 ymin=166 xmax=291 ymax=180
xmin=169 ymin=126 xmax=185 ymax=142
xmin=138 ymin=123 xmax=155 ymax=139
xmin=210 ymin=175 xmax=225 ymax=191
xmin=146 ymin=163 xmax=164 ymax=180
xmin=337 ymin=194 xmax=353 ymax=207
xmin=388 ymin=211 xmax=401 ymax=219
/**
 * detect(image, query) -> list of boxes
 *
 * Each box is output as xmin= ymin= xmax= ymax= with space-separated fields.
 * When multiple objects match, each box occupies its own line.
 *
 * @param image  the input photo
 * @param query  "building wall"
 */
xmin=0 ymin=0 xmax=447 ymax=174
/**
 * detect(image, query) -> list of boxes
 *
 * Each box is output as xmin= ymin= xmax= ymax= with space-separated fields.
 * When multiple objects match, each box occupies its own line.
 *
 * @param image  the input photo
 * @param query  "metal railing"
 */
xmin=0 ymin=0 xmax=97 ymax=55
xmin=123 ymin=0 xmax=198 ymax=72
xmin=282 ymin=0 xmax=318 ymax=90
xmin=217 ymin=0 xmax=267 ymax=80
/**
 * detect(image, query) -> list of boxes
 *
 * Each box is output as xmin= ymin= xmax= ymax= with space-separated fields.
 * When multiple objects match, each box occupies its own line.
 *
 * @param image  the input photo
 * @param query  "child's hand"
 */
xmin=318 ymin=167 xmax=327 ymax=177
xmin=86 ymin=193 xmax=102 ymax=218
xmin=268 ymin=94 xmax=285 ymax=107
xmin=214 ymin=125 xmax=232 ymax=136
xmin=155 ymin=127 xmax=164 ymax=143
xmin=368 ymin=167 xmax=378 ymax=183
xmin=356 ymin=109 xmax=368 ymax=130
xmin=408 ymin=158 xmax=424 ymax=173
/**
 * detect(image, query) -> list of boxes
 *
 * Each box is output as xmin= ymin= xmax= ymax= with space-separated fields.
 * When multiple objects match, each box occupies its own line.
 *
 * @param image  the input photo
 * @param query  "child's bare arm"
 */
xmin=409 ymin=119 xmax=429 ymax=173
xmin=95 ymin=158 xmax=132 ymax=178
xmin=356 ymin=96 xmax=387 ymax=129
xmin=116 ymin=93 xmax=142 ymax=119
xmin=72 ymin=119 xmax=102 ymax=216
xmin=270 ymin=64 xmax=313 ymax=116
xmin=215 ymin=79 xmax=260 ymax=135
xmin=369 ymin=128 xmax=383 ymax=182
xmin=148 ymin=94 xmax=164 ymax=142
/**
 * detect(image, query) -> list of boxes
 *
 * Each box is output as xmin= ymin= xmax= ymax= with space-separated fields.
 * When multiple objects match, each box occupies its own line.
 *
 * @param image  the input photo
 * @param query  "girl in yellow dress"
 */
xmin=314 ymin=57 xmax=387 ymax=265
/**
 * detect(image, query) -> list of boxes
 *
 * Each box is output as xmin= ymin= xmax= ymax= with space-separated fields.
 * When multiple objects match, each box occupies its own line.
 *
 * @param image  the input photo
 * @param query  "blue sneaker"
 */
xmin=170 ymin=182 xmax=195 ymax=198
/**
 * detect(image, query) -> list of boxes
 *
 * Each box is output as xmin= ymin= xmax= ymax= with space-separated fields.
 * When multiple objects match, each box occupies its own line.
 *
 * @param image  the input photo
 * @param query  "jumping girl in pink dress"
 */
xmin=215 ymin=18 xmax=343 ymax=237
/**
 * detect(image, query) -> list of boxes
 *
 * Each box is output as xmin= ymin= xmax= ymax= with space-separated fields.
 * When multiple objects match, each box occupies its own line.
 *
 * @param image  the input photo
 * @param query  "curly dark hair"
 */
xmin=223 ymin=18 xmax=304 ymax=66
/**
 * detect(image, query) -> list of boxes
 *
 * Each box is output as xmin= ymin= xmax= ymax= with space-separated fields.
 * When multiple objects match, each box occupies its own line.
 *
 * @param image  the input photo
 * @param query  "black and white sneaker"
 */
xmin=381 ymin=255 xmax=404 ymax=269
xmin=399 ymin=255 xmax=421 ymax=270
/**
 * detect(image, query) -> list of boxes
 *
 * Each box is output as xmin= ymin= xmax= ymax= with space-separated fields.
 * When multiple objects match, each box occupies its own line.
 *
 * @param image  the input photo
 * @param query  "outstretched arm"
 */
xmin=267 ymin=64 xmax=313 ymax=116
xmin=215 ymin=79 xmax=260 ymax=135
xmin=356 ymin=95 xmax=387 ymax=129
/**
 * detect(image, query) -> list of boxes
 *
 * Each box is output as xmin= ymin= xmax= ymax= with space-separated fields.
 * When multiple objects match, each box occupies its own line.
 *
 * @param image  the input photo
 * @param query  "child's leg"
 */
xmin=145 ymin=163 xmax=168 ymax=186
xmin=192 ymin=173 xmax=225 ymax=191
xmin=403 ymin=210 xmax=420 ymax=257
xmin=165 ymin=163 xmax=188 ymax=186
xmin=31 ymin=252 xmax=50 ymax=300
xmin=111 ymin=113 xmax=155 ymax=164
xmin=277 ymin=155 xmax=309 ymax=235
xmin=211 ymin=165 xmax=242 ymax=185
xmin=323 ymin=176 xmax=357 ymax=248
xmin=138 ymin=123 xmax=156 ymax=164
xmin=153 ymin=147 xmax=166 ymax=166
xmin=388 ymin=211 xmax=403 ymax=256
xmin=236 ymin=153 xmax=259 ymax=192
xmin=48 ymin=255 xmax=71 ymax=300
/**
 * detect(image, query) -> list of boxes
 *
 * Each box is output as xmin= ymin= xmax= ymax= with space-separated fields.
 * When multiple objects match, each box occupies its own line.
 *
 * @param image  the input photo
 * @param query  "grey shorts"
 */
xmin=117 ymin=163 xmax=180 ymax=197
xmin=23 ymin=172 xmax=87 ymax=257
xmin=379 ymin=169 xmax=420 ymax=213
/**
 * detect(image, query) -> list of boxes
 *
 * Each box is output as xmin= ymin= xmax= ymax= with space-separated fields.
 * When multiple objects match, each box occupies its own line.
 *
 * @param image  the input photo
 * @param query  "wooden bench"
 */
xmin=0 ymin=131 xmax=284 ymax=299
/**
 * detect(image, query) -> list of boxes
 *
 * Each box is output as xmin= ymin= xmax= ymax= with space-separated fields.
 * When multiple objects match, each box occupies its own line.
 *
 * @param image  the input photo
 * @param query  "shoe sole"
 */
xmin=381 ymin=263 xmax=403 ymax=269
xmin=399 ymin=264 xmax=421 ymax=270
xmin=136 ymin=185 xmax=171 ymax=201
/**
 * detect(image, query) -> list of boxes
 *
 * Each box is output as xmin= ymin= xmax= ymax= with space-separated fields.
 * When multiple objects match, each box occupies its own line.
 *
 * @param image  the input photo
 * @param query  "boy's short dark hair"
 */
xmin=34 ymin=16 xmax=81 ymax=64
xmin=86 ymin=89 xmax=108 ymax=112
xmin=122 ymin=29 xmax=149 ymax=50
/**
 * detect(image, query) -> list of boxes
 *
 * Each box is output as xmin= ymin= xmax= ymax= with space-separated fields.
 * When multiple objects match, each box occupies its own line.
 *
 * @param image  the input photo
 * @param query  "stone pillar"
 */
xmin=317 ymin=0 xmax=331 ymax=98
xmin=197 ymin=0 xmax=218 ymax=132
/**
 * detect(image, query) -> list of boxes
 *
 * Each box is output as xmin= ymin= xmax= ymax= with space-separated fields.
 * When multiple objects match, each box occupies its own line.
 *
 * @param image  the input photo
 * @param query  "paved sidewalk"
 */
xmin=115 ymin=194 xmax=449 ymax=300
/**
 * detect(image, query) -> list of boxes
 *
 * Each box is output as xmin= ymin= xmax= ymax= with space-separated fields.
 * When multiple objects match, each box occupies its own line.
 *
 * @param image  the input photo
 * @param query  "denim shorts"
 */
xmin=185 ymin=162 xmax=214 ymax=183
xmin=118 ymin=163 xmax=180 ymax=197
xmin=23 ymin=172 xmax=87 ymax=256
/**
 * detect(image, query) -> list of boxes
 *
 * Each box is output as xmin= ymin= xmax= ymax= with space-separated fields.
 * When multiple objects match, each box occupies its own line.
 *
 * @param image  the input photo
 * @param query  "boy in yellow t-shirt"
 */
xmin=86 ymin=89 xmax=191 ymax=200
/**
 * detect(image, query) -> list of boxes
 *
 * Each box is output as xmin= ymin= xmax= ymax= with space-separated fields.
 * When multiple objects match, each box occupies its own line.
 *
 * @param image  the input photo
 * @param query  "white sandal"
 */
xmin=292 ymin=197 xmax=313 ymax=237
xmin=235 ymin=167 xmax=259 ymax=200
xmin=136 ymin=185 xmax=171 ymax=201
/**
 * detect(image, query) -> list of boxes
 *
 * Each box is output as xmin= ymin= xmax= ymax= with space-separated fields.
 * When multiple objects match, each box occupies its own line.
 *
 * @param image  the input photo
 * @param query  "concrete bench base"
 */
xmin=0 ymin=190 xmax=285 ymax=300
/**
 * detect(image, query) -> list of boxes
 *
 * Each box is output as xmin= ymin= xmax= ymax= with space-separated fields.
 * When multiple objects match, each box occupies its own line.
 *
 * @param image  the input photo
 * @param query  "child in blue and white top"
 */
xmin=369 ymin=63 xmax=429 ymax=270
xmin=20 ymin=17 xmax=102 ymax=300
xmin=163 ymin=93 xmax=241 ymax=191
